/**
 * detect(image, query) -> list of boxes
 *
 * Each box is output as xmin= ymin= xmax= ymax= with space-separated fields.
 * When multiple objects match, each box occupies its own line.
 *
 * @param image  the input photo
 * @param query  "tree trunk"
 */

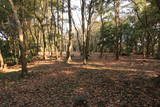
xmin=33 ymin=0 xmax=39 ymax=55
xmin=146 ymin=34 xmax=151 ymax=57
xmin=99 ymin=7 xmax=105 ymax=58
xmin=60 ymin=0 xmax=64 ymax=57
xmin=42 ymin=29 xmax=46 ymax=59
xmin=155 ymin=0 xmax=160 ymax=11
xmin=51 ymin=0 xmax=59 ymax=60
xmin=56 ymin=0 xmax=60 ymax=59
xmin=9 ymin=0 xmax=27 ymax=77
xmin=151 ymin=40 xmax=155 ymax=56
xmin=81 ymin=0 xmax=86 ymax=64
xmin=85 ymin=0 xmax=95 ymax=63
xmin=157 ymin=35 xmax=160 ymax=55
xmin=99 ymin=45 xmax=104 ymax=58
xmin=36 ymin=28 xmax=40 ymax=55
xmin=0 ymin=50 xmax=4 ymax=70
xmin=131 ymin=0 xmax=150 ymax=58
xmin=66 ymin=0 xmax=72 ymax=63
xmin=114 ymin=0 xmax=121 ymax=60
xmin=72 ymin=16 xmax=82 ymax=53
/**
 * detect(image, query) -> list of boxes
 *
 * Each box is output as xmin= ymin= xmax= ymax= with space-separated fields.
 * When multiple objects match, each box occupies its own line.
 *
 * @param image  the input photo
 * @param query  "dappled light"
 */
xmin=1 ymin=54 xmax=160 ymax=106
xmin=75 ymin=87 xmax=85 ymax=93
xmin=1 ymin=0 xmax=160 ymax=106
xmin=62 ymin=70 xmax=75 ymax=75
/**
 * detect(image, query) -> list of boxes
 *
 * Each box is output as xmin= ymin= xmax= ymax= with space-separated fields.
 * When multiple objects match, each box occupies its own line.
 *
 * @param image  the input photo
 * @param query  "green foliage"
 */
xmin=27 ymin=55 xmax=33 ymax=62
xmin=0 ymin=39 xmax=13 ymax=58
xmin=98 ymin=21 xmax=115 ymax=50
xmin=155 ymin=53 xmax=160 ymax=59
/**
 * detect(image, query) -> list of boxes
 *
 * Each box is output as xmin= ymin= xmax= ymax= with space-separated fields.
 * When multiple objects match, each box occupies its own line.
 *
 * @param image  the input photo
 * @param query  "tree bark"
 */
xmin=99 ymin=0 xmax=105 ymax=58
xmin=157 ymin=35 xmax=160 ymax=56
xmin=0 ymin=50 xmax=4 ymax=70
xmin=114 ymin=0 xmax=121 ymax=60
xmin=66 ymin=0 xmax=72 ymax=63
xmin=60 ymin=0 xmax=64 ymax=57
xmin=56 ymin=0 xmax=60 ymax=59
xmin=85 ymin=0 xmax=94 ymax=63
xmin=50 ymin=0 xmax=59 ymax=60
xmin=81 ymin=0 xmax=86 ymax=64
xmin=9 ymin=0 xmax=27 ymax=77
xmin=42 ymin=28 xmax=46 ymax=59
xmin=72 ymin=16 xmax=82 ymax=53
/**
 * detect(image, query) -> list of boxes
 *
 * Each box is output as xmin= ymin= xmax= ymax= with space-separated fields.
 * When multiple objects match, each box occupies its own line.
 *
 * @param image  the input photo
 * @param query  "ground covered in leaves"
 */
xmin=0 ymin=53 xmax=160 ymax=107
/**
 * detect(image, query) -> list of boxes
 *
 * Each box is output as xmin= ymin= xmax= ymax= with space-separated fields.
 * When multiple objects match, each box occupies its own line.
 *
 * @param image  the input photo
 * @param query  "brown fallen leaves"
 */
xmin=0 ymin=54 xmax=160 ymax=106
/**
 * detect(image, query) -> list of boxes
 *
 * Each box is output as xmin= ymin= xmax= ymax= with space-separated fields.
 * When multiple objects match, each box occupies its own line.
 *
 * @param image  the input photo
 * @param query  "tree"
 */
xmin=0 ymin=49 xmax=4 ymax=70
xmin=81 ymin=0 xmax=96 ymax=64
xmin=34 ymin=0 xmax=48 ymax=60
xmin=81 ymin=0 xmax=86 ymax=64
xmin=8 ymin=0 xmax=27 ymax=77
xmin=85 ymin=0 xmax=96 ymax=63
xmin=0 ymin=0 xmax=159 ymax=75
xmin=114 ymin=0 xmax=121 ymax=60
xmin=66 ymin=0 xmax=72 ymax=63
xmin=154 ymin=0 xmax=160 ymax=11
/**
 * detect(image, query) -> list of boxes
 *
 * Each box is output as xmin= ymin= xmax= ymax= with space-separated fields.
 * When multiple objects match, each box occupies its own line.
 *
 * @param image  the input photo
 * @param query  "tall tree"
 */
xmin=8 ymin=0 xmax=27 ymax=77
xmin=60 ymin=0 xmax=65 ymax=57
xmin=81 ymin=0 xmax=86 ymax=64
xmin=85 ymin=0 xmax=95 ymax=63
xmin=97 ymin=0 xmax=106 ymax=57
xmin=114 ymin=0 xmax=121 ymax=60
xmin=66 ymin=0 xmax=72 ymax=63
xmin=34 ymin=0 xmax=48 ymax=60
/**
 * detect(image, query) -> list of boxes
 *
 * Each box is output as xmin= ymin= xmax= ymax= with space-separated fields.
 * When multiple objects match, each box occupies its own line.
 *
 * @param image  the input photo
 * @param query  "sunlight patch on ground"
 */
xmin=75 ymin=87 xmax=85 ymax=93
xmin=81 ymin=64 xmax=141 ymax=72
xmin=88 ymin=61 xmax=106 ymax=66
xmin=3 ymin=60 xmax=56 ymax=73
xmin=68 ymin=61 xmax=83 ymax=65
xmin=62 ymin=70 xmax=74 ymax=75
xmin=3 ymin=68 xmax=21 ymax=73
xmin=146 ymin=72 xmax=159 ymax=78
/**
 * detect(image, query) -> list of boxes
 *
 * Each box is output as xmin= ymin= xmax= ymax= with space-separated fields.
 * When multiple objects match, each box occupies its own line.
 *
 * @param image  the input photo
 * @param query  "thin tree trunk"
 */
xmin=60 ymin=0 xmax=64 ymax=57
xmin=84 ymin=0 xmax=94 ymax=64
xmin=50 ymin=0 xmax=54 ymax=57
xmin=66 ymin=0 xmax=72 ymax=63
xmin=28 ymin=23 xmax=37 ymax=55
xmin=151 ymin=39 xmax=155 ymax=56
xmin=0 ymin=50 xmax=4 ymax=70
xmin=56 ymin=0 xmax=60 ymax=59
xmin=33 ymin=0 xmax=39 ymax=55
xmin=114 ymin=0 xmax=121 ymax=60
xmin=35 ymin=27 xmax=40 ymax=55
xmin=144 ymin=2 xmax=150 ymax=58
xmin=146 ymin=34 xmax=151 ymax=57
xmin=42 ymin=28 xmax=46 ymax=59
xmin=9 ymin=0 xmax=27 ymax=77
xmin=81 ymin=0 xmax=86 ymax=64
xmin=100 ymin=45 xmax=104 ymax=58
xmin=71 ymin=16 xmax=82 ymax=54
xmin=157 ymin=35 xmax=160 ymax=55
xmin=51 ymin=0 xmax=59 ymax=60
xmin=99 ymin=8 xmax=104 ymax=58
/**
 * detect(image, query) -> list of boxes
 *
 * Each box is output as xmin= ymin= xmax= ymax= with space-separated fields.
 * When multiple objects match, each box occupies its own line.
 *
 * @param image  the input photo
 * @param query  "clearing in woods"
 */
xmin=0 ymin=53 xmax=160 ymax=106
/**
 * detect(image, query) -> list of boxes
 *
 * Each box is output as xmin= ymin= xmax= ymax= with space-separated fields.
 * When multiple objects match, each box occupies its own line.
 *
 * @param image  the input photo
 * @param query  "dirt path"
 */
xmin=0 ymin=55 xmax=160 ymax=106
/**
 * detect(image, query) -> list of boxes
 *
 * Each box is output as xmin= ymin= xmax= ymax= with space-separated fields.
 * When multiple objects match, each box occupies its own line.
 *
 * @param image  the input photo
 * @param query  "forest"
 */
xmin=0 ymin=0 xmax=160 ymax=106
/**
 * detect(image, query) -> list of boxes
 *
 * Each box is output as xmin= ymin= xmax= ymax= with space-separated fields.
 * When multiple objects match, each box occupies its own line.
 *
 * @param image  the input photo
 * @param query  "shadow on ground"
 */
xmin=0 ymin=57 xmax=160 ymax=106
